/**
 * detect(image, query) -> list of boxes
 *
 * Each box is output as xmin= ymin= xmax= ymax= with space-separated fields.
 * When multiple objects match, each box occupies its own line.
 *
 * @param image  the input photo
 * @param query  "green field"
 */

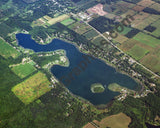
xmin=12 ymin=72 xmax=51 ymax=104
xmin=83 ymin=29 xmax=98 ymax=40
xmin=133 ymin=32 xmax=160 ymax=48
xmin=127 ymin=45 xmax=149 ymax=60
xmin=0 ymin=39 xmax=20 ymax=59
xmin=11 ymin=63 xmax=37 ymax=79
xmin=119 ymin=26 xmax=132 ymax=35
xmin=61 ymin=18 xmax=75 ymax=26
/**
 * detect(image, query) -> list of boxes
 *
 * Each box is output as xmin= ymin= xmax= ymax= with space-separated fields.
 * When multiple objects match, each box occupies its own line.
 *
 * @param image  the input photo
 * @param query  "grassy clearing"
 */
xmin=127 ymin=45 xmax=149 ymax=60
xmin=83 ymin=29 xmax=98 ymax=40
xmin=83 ymin=113 xmax=131 ymax=128
xmin=48 ymin=14 xmax=69 ymax=25
xmin=12 ymin=72 xmax=51 ymax=104
xmin=60 ymin=18 xmax=75 ymax=26
xmin=133 ymin=32 xmax=160 ymax=48
xmin=11 ymin=63 xmax=36 ymax=79
xmin=0 ymin=39 xmax=20 ymax=59
xmin=68 ymin=22 xmax=92 ymax=35
xmin=99 ymin=113 xmax=131 ymax=128
xmin=119 ymin=26 xmax=132 ymax=35
xmin=140 ymin=54 xmax=160 ymax=74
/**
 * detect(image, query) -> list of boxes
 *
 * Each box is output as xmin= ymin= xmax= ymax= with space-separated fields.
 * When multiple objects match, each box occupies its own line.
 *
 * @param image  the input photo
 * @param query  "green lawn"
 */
xmin=61 ymin=18 xmax=75 ymax=26
xmin=11 ymin=63 xmax=36 ymax=79
xmin=0 ymin=39 xmax=20 ymax=59
xmin=127 ymin=45 xmax=149 ymax=60
xmin=133 ymin=32 xmax=160 ymax=48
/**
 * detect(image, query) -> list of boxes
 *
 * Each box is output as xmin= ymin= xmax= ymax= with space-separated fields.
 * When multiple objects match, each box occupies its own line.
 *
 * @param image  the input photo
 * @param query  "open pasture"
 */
xmin=136 ymin=14 xmax=159 ymax=30
xmin=127 ymin=45 xmax=149 ymax=60
xmin=137 ymin=0 xmax=155 ymax=7
xmin=48 ymin=14 xmax=69 ymax=25
xmin=133 ymin=32 xmax=160 ymax=48
xmin=11 ymin=63 xmax=36 ymax=79
xmin=0 ymin=39 xmax=20 ymax=59
xmin=140 ymin=54 xmax=160 ymax=74
xmin=68 ymin=21 xmax=92 ymax=34
xmin=83 ymin=29 xmax=98 ymax=40
xmin=12 ymin=72 xmax=51 ymax=104
xmin=150 ymin=3 xmax=160 ymax=11
xmin=61 ymin=18 xmax=75 ymax=26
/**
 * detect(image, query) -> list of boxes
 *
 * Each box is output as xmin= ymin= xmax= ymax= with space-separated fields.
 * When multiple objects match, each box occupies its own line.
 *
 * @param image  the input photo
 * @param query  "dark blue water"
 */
xmin=16 ymin=33 xmax=138 ymax=105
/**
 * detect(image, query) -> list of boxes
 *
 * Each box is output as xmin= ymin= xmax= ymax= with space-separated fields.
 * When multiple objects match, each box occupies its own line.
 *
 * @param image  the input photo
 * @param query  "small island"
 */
xmin=91 ymin=83 xmax=105 ymax=93
xmin=108 ymin=83 xmax=125 ymax=92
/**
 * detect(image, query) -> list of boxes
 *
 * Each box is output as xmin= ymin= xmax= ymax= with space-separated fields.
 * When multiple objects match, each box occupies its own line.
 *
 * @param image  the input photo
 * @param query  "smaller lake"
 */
xmin=16 ymin=33 xmax=139 ymax=105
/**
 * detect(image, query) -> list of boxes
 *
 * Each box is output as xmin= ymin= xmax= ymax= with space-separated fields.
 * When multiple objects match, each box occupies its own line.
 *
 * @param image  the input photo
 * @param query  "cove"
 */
xmin=16 ymin=33 xmax=139 ymax=105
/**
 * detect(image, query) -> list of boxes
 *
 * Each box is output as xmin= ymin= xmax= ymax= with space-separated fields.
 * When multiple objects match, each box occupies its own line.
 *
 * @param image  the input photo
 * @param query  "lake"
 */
xmin=16 ymin=33 xmax=139 ymax=105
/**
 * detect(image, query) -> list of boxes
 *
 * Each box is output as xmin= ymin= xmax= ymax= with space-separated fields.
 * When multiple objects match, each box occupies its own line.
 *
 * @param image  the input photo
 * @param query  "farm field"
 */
xmin=127 ymin=45 xmax=149 ymax=60
xmin=137 ymin=0 xmax=155 ymax=7
xmin=113 ymin=33 xmax=129 ymax=44
xmin=83 ymin=29 xmax=98 ymax=40
xmin=60 ymin=18 xmax=75 ymax=26
xmin=0 ymin=39 xmax=20 ymax=59
xmin=119 ymin=26 xmax=132 ymax=35
xmin=12 ymin=72 xmax=51 ymax=104
xmin=68 ymin=21 xmax=92 ymax=34
xmin=151 ymin=19 xmax=160 ymax=37
xmin=11 ymin=63 xmax=36 ymax=79
xmin=132 ymin=12 xmax=150 ymax=29
xmin=140 ymin=53 xmax=160 ymax=75
xmin=133 ymin=32 xmax=160 ymax=48
xmin=83 ymin=113 xmax=131 ymax=128
xmin=135 ymin=15 xmax=159 ymax=30
xmin=48 ymin=14 xmax=69 ymax=25
xmin=150 ymin=2 xmax=160 ymax=11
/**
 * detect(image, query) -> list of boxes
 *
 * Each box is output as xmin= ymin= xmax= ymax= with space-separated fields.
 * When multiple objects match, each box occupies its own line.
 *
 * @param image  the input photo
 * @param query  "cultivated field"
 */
xmin=60 ymin=18 xmax=75 ymax=26
xmin=68 ymin=21 xmax=92 ymax=35
xmin=150 ymin=3 xmax=160 ymax=11
xmin=137 ymin=0 xmax=155 ymax=7
xmin=113 ymin=33 xmax=129 ymax=44
xmin=132 ymin=5 xmax=145 ymax=11
xmin=12 ymin=72 xmax=51 ymax=104
xmin=48 ymin=14 xmax=69 ymax=25
xmin=83 ymin=29 xmax=98 ymax=40
xmin=127 ymin=45 xmax=149 ymax=60
xmin=135 ymin=15 xmax=159 ymax=30
xmin=83 ymin=113 xmax=131 ymax=128
xmin=151 ymin=19 xmax=160 ymax=37
xmin=0 ymin=39 xmax=20 ymax=59
xmin=133 ymin=32 xmax=160 ymax=48
xmin=11 ymin=63 xmax=36 ymax=79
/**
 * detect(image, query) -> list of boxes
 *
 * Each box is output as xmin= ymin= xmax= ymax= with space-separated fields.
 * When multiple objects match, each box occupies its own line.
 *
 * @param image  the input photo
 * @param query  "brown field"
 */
xmin=43 ymin=15 xmax=52 ymax=21
xmin=121 ymin=9 xmax=136 ymax=18
xmin=120 ymin=39 xmax=139 ymax=51
xmin=113 ymin=33 xmax=129 ymax=44
xmin=105 ymin=13 xmax=116 ymax=19
xmin=150 ymin=3 xmax=160 ymax=11
xmin=83 ymin=113 xmax=131 ymax=128
xmin=137 ymin=0 xmax=155 ymax=7
xmin=132 ymin=12 xmax=150 ymax=28
xmin=136 ymin=14 xmax=159 ymax=30
xmin=116 ymin=1 xmax=135 ymax=9
xmin=87 ymin=4 xmax=107 ymax=16
xmin=132 ymin=5 xmax=145 ymax=11
xmin=48 ymin=14 xmax=69 ymax=25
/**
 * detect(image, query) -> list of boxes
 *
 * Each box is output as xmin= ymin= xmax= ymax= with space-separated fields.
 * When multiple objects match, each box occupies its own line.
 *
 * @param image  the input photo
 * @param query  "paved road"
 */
xmin=71 ymin=13 xmax=160 ymax=79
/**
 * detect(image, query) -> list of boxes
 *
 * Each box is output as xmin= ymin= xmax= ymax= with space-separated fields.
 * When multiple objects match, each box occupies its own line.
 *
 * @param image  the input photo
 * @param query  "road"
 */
xmin=71 ymin=13 xmax=160 ymax=79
